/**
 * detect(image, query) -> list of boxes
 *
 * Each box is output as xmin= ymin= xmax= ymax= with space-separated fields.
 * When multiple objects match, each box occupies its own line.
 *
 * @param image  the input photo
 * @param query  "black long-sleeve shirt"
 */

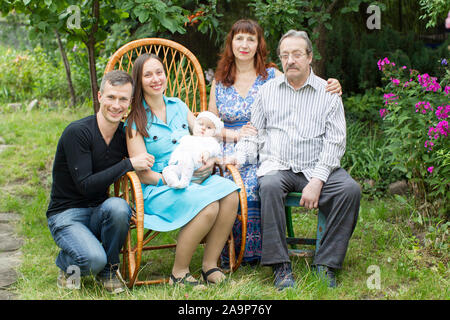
xmin=46 ymin=115 xmax=133 ymax=218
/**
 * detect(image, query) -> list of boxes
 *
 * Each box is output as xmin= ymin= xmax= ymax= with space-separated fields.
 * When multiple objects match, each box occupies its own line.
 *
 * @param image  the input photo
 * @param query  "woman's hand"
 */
xmin=325 ymin=78 xmax=342 ymax=96
xmin=238 ymin=122 xmax=258 ymax=139
xmin=193 ymin=157 xmax=216 ymax=180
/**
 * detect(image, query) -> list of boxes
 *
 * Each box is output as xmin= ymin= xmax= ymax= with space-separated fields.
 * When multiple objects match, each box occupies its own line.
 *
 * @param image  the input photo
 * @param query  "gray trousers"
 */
xmin=258 ymin=168 xmax=360 ymax=269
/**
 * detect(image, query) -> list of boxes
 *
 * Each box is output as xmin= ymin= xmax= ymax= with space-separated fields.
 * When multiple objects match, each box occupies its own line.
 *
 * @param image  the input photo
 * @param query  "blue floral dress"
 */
xmin=216 ymin=67 xmax=277 ymax=264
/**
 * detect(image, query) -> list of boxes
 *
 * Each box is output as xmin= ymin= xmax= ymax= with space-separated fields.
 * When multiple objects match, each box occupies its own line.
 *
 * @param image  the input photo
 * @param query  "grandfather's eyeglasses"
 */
xmin=279 ymin=52 xmax=308 ymax=61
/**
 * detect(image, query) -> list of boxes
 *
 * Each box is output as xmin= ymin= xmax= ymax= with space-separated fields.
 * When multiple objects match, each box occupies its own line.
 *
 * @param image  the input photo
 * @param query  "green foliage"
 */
xmin=344 ymin=88 xmax=384 ymax=122
xmin=378 ymin=56 xmax=449 ymax=216
xmin=0 ymin=46 xmax=67 ymax=102
xmin=120 ymin=0 xmax=187 ymax=34
xmin=186 ymin=0 xmax=225 ymax=46
xmin=326 ymin=16 xmax=450 ymax=93
xmin=341 ymin=120 xmax=400 ymax=197
xmin=419 ymin=0 xmax=450 ymax=28
xmin=250 ymin=0 xmax=328 ymax=63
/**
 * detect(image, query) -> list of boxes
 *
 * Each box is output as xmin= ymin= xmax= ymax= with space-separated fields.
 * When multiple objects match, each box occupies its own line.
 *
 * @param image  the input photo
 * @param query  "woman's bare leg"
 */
xmin=202 ymin=191 xmax=239 ymax=282
xmin=171 ymin=201 xmax=219 ymax=279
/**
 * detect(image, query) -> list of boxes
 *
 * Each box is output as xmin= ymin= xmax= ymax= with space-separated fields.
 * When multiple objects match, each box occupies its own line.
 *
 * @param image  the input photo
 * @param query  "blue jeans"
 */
xmin=47 ymin=197 xmax=131 ymax=278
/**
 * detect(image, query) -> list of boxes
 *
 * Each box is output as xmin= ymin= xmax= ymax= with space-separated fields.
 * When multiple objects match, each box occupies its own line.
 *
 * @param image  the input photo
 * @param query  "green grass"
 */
xmin=0 ymin=104 xmax=448 ymax=300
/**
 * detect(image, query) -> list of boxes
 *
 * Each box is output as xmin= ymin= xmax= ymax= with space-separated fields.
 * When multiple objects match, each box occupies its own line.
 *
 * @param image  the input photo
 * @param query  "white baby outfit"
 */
xmin=162 ymin=112 xmax=223 ymax=189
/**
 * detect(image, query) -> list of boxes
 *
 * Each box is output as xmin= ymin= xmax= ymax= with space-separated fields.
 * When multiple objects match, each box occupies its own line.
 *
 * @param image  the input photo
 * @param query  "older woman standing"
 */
xmin=126 ymin=53 xmax=239 ymax=285
xmin=209 ymin=19 xmax=342 ymax=266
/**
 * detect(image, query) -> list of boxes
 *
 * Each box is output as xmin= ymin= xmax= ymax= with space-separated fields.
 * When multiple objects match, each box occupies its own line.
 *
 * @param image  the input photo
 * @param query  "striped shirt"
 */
xmin=236 ymin=68 xmax=346 ymax=182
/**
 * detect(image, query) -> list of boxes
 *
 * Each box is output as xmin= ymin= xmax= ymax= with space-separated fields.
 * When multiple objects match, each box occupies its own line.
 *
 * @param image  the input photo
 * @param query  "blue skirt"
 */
xmin=142 ymin=175 xmax=239 ymax=231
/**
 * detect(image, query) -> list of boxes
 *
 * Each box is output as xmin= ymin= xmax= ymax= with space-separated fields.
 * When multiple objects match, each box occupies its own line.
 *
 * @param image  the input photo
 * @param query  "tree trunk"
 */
xmin=88 ymin=0 xmax=100 ymax=113
xmin=55 ymin=30 xmax=76 ymax=107
xmin=311 ymin=0 xmax=340 ymax=78
xmin=87 ymin=40 xmax=99 ymax=113
xmin=312 ymin=24 xmax=327 ymax=78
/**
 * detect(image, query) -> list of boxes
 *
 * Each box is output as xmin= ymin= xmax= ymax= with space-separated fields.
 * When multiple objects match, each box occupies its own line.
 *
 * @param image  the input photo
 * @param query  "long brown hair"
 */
xmin=126 ymin=53 xmax=166 ymax=139
xmin=214 ymin=19 xmax=275 ymax=87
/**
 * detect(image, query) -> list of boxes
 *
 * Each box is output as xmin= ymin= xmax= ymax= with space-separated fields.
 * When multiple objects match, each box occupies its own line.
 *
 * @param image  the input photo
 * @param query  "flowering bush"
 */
xmin=378 ymin=57 xmax=449 ymax=215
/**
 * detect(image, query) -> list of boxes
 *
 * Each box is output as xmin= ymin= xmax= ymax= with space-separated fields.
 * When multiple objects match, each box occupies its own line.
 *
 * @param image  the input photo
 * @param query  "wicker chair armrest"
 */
xmin=124 ymin=171 xmax=144 ymax=228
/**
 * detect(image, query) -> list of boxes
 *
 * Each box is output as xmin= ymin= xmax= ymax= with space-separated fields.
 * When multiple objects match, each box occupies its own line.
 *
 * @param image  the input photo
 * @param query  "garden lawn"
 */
xmin=0 ymin=104 xmax=448 ymax=300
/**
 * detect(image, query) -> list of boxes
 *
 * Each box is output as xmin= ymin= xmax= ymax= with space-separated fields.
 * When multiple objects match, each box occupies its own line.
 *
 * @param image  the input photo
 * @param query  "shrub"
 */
xmin=377 ymin=56 xmax=449 ymax=217
xmin=0 ymin=45 xmax=67 ymax=103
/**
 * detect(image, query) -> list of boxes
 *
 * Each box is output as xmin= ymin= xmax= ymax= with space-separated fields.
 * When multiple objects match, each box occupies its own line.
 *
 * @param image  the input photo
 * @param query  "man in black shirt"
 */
xmin=46 ymin=70 xmax=154 ymax=293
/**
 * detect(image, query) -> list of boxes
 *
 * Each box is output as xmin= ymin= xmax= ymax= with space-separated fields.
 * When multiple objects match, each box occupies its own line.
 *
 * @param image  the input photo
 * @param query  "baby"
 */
xmin=162 ymin=111 xmax=224 ymax=189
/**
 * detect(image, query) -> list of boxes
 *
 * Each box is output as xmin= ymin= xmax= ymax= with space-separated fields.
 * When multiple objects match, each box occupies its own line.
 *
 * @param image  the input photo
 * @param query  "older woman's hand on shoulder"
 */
xmin=325 ymin=78 xmax=342 ymax=96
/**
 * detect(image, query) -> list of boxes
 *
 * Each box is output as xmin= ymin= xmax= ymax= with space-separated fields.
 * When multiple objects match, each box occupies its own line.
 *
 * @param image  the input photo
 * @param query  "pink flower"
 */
xmin=424 ymin=140 xmax=435 ymax=151
xmin=391 ymin=78 xmax=400 ymax=86
xmin=415 ymin=101 xmax=433 ymax=114
xmin=379 ymin=108 xmax=387 ymax=118
xmin=427 ymin=166 xmax=434 ymax=173
xmin=435 ymin=105 xmax=449 ymax=120
xmin=444 ymin=86 xmax=450 ymax=95
xmin=436 ymin=120 xmax=449 ymax=136
xmin=418 ymin=73 xmax=441 ymax=92
xmin=377 ymin=57 xmax=391 ymax=71
xmin=383 ymin=93 xmax=398 ymax=105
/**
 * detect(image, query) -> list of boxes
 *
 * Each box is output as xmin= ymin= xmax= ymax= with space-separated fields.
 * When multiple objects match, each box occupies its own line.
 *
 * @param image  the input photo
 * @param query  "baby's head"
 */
xmin=193 ymin=111 xmax=224 ymax=137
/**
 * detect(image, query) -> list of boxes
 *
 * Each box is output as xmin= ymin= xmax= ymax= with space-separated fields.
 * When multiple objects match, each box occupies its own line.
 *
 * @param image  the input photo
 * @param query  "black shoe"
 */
xmin=169 ymin=273 xmax=205 ymax=288
xmin=315 ymin=265 xmax=337 ymax=288
xmin=272 ymin=262 xmax=295 ymax=290
xmin=201 ymin=267 xmax=226 ymax=284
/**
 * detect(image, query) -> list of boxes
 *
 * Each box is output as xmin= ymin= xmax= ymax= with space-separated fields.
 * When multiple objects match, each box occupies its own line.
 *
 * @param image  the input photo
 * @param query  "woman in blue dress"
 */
xmin=125 ymin=53 xmax=239 ymax=285
xmin=209 ymin=19 xmax=343 ymax=265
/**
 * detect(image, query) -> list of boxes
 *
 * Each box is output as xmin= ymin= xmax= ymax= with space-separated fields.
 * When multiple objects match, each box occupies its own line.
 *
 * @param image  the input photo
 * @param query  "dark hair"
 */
xmin=126 ymin=53 xmax=166 ymax=139
xmin=100 ymin=70 xmax=133 ymax=93
xmin=214 ymin=19 xmax=275 ymax=87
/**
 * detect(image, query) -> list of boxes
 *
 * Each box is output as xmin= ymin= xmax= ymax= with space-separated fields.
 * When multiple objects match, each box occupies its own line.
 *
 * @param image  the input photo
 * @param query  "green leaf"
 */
xmin=394 ymin=194 xmax=408 ymax=204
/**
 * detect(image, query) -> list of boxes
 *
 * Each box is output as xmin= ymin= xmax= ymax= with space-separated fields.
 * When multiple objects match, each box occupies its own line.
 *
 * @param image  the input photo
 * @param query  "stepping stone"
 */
xmin=0 ymin=251 xmax=22 ymax=289
xmin=0 ymin=211 xmax=22 ymax=299
xmin=0 ymin=213 xmax=21 ymax=224
xmin=0 ymin=235 xmax=22 ymax=252
xmin=0 ymin=289 xmax=17 ymax=300
xmin=0 ymin=223 xmax=22 ymax=252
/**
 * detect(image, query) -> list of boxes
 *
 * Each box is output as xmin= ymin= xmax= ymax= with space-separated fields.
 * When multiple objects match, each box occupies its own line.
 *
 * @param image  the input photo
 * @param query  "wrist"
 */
xmin=157 ymin=176 xmax=165 ymax=186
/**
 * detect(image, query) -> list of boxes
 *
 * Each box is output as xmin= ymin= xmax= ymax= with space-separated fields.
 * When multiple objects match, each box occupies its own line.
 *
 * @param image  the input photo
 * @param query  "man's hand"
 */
xmin=300 ymin=178 xmax=324 ymax=209
xmin=129 ymin=153 xmax=155 ymax=171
